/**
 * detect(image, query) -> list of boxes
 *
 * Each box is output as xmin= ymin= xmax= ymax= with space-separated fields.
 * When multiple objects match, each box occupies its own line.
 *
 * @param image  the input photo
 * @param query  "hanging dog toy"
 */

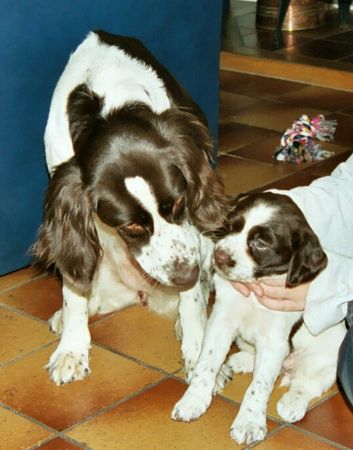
xmin=274 ymin=114 xmax=337 ymax=164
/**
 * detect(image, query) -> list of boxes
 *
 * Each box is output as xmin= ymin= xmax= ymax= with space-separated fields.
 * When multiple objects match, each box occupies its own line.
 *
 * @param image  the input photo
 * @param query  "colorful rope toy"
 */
xmin=274 ymin=114 xmax=337 ymax=164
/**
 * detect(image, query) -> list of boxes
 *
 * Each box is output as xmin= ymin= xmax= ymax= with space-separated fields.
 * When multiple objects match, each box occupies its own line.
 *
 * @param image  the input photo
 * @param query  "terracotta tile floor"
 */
xmin=1 ymin=71 xmax=353 ymax=449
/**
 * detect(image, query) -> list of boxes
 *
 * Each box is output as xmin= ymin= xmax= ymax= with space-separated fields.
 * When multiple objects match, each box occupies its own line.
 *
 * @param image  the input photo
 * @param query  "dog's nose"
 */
xmin=214 ymin=249 xmax=235 ymax=268
xmin=171 ymin=263 xmax=200 ymax=288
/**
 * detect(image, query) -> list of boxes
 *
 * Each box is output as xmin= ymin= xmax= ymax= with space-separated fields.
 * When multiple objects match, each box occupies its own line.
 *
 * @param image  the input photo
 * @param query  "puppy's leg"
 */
xmin=277 ymin=325 xmax=344 ymax=422
xmin=47 ymin=279 xmax=91 ymax=385
xmin=178 ymin=280 xmax=208 ymax=382
xmin=172 ymin=295 xmax=236 ymax=421
xmin=230 ymin=343 xmax=288 ymax=445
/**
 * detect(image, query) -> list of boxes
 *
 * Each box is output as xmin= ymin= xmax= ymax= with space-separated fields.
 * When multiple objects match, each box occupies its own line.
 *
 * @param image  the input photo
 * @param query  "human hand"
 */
xmin=231 ymin=278 xmax=310 ymax=312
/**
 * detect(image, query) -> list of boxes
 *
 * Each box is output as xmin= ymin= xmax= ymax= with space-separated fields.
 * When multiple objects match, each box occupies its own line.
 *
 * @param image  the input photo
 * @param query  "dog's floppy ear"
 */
xmin=286 ymin=229 xmax=327 ymax=286
xmin=32 ymin=159 xmax=101 ymax=292
xmin=163 ymin=109 xmax=227 ymax=233
xmin=67 ymin=83 xmax=103 ymax=154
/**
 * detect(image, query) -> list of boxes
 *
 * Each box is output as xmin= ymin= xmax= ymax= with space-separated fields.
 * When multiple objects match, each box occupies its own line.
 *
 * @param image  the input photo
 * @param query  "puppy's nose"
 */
xmin=171 ymin=263 xmax=200 ymax=288
xmin=214 ymin=249 xmax=235 ymax=268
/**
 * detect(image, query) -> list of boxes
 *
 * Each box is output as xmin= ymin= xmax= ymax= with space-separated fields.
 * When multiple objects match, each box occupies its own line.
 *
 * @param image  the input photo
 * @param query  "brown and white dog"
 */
xmin=33 ymin=30 xmax=226 ymax=385
xmin=172 ymin=192 xmax=346 ymax=445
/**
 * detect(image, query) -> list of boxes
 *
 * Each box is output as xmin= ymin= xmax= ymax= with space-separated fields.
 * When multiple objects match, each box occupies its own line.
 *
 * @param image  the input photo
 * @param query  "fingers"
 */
xmin=256 ymin=296 xmax=303 ymax=312
xmin=231 ymin=281 xmax=251 ymax=297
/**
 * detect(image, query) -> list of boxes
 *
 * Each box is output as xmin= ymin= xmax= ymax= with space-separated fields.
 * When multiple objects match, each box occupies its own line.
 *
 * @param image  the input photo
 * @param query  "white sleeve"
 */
xmin=303 ymin=251 xmax=351 ymax=335
xmin=270 ymin=154 xmax=353 ymax=257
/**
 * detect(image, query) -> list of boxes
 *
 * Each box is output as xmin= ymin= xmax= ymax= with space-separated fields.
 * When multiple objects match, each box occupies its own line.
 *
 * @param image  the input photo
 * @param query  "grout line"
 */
xmin=0 ymin=271 xmax=48 ymax=296
xmin=91 ymin=340 xmax=182 ymax=378
xmin=0 ymin=340 xmax=57 ymax=369
xmin=220 ymin=52 xmax=353 ymax=92
xmin=62 ymin=375 xmax=172 ymax=434
xmin=289 ymin=423 xmax=351 ymax=450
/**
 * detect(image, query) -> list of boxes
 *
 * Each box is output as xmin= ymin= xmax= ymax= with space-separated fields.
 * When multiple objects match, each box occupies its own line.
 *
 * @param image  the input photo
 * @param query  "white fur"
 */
xmin=172 ymin=201 xmax=346 ymax=445
xmin=45 ymin=32 xmax=170 ymax=174
xmin=125 ymin=176 xmax=199 ymax=285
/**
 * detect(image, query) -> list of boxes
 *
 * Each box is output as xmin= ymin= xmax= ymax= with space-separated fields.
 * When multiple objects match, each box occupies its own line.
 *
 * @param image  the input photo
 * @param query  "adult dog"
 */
xmin=172 ymin=192 xmax=346 ymax=445
xmin=33 ymin=30 xmax=226 ymax=385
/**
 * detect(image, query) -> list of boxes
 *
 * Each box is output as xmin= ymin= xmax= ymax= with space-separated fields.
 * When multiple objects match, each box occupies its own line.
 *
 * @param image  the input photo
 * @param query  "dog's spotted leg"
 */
xmin=230 ymin=344 xmax=288 ymax=445
xmin=46 ymin=279 xmax=91 ymax=385
xmin=178 ymin=281 xmax=208 ymax=382
xmin=172 ymin=294 xmax=236 ymax=421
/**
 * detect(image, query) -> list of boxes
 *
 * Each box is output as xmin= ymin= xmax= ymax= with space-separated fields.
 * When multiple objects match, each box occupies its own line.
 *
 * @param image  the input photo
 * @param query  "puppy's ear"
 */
xmin=163 ymin=109 xmax=227 ymax=233
xmin=32 ymin=159 xmax=101 ymax=292
xmin=286 ymin=229 xmax=327 ymax=286
xmin=67 ymin=83 xmax=103 ymax=153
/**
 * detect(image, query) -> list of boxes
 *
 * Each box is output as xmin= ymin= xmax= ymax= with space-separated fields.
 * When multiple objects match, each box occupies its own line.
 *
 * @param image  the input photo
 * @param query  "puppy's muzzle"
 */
xmin=171 ymin=261 xmax=200 ymax=288
xmin=214 ymin=249 xmax=236 ymax=270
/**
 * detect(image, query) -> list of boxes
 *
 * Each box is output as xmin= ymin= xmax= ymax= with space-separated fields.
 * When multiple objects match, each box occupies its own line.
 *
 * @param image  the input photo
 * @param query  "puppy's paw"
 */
xmin=214 ymin=363 xmax=233 ymax=394
xmin=46 ymin=350 xmax=90 ymax=385
xmin=171 ymin=389 xmax=211 ymax=422
xmin=230 ymin=415 xmax=267 ymax=445
xmin=48 ymin=309 xmax=63 ymax=334
xmin=277 ymin=391 xmax=308 ymax=423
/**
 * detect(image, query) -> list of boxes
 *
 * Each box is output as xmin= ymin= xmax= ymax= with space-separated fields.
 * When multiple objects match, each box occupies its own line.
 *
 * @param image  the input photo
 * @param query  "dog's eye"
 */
xmin=121 ymin=223 xmax=146 ymax=237
xmin=172 ymin=196 xmax=185 ymax=219
xmin=250 ymin=238 xmax=268 ymax=251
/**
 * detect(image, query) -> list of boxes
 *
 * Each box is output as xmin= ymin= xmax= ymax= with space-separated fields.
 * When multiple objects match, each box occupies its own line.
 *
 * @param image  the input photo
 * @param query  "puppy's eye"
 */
xmin=172 ymin=196 xmax=185 ymax=219
xmin=120 ymin=223 xmax=145 ymax=237
xmin=250 ymin=239 xmax=268 ymax=251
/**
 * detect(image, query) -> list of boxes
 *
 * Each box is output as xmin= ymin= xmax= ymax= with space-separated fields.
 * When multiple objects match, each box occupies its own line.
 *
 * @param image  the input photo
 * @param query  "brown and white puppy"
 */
xmin=172 ymin=192 xmax=346 ymax=445
xmin=33 ymin=30 xmax=226 ymax=385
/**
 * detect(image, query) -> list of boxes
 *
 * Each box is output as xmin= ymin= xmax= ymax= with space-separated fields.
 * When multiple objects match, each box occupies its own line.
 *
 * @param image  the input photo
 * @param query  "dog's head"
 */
xmin=34 ymin=84 xmax=225 ymax=292
xmin=214 ymin=192 xmax=327 ymax=286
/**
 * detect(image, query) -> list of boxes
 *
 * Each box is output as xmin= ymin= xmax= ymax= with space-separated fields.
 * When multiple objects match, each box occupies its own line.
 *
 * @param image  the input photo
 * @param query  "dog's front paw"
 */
xmin=48 ymin=309 xmax=63 ymax=334
xmin=230 ymin=415 xmax=267 ymax=445
xmin=46 ymin=350 xmax=90 ymax=385
xmin=277 ymin=391 xmax=308 ymax=423
xmin=171 ymin=389 xmax=211 ymax=422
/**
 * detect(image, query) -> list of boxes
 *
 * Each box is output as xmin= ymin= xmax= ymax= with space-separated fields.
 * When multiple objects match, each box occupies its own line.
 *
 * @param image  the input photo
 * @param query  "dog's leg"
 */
xmin=46 ymin=278 xmax=91 ymax=385
xmin=172 ymin=295 xmax=236 ymax=421
xmin=178 ymin=280 xmax=208 ymax=382
xmin=277 ymin=325 xmax=344 ymax=422
xmin=230 ymin=343 xmax=288 ymax=445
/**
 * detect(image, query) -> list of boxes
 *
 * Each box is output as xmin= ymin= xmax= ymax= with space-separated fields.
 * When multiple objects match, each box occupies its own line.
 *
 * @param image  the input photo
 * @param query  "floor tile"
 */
xmin=37 ymin=437 xmax=84 ymax=449
xmin=273 ymin=85 xmax=353 ymax=112
xmin=220 ymin=70 xmax=306 ymax=99
xmin=0 ymin=266 xmax=39 ymax=293
xmin=67 ymin=378 xmax=274 ymax=450
xmin=254 ymin=426 xmax=339 ymax=449
xmin=219 ymin=90 xmax=261 ymax=119
xmin=228 ymin=101 xmax=330 ymax=133
xmin=297 ymin=393 xmax=353 ymax=449
xmin=293 ymin=39 xmax=353 ymax=61
xmin=0 ymin=343 xmax=162 ymax=431
xmin=327 ymin=112 xmax=353 ymax=146
xmin=218 ymin=121 xmax=276 ymax=154
xmin=90 ymin=305 xmax=182 ymax=373
xmin=216 ymin=156 xmax=295 ymax=195
xmin=0 ymin=275 xmax=62 ymax=321
xmin=0 ymin=306 xmax=55 ymax=365
xmin=218 ymin=370 xmax=336 ymax=422
xmin=0 ymin=406 xmax=53 ymax=450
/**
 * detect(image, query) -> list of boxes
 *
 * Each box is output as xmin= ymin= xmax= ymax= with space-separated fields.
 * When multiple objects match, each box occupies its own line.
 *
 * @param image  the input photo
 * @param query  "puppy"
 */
xmin=172 ymin=192 xmax=346 ymax=445
xmin=33 ymin=30 xmax=226 ymax=385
